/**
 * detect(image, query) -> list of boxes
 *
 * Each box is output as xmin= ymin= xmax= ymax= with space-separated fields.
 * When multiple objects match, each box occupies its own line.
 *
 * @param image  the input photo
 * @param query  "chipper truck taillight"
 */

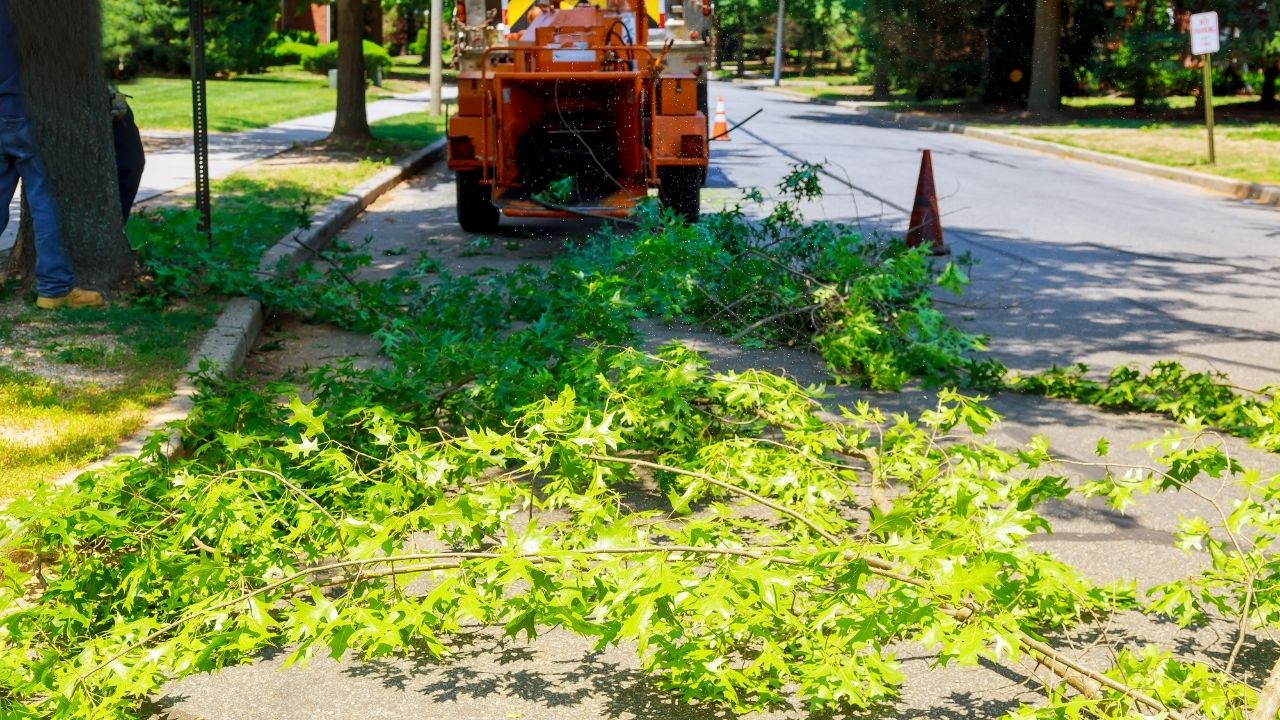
xmin=447 ymin=0 xmax=710 ymax=231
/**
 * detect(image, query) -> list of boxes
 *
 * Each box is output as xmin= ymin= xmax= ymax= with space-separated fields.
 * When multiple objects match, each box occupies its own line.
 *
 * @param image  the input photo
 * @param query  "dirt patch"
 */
xmin=0 ymin=420 xmax=58 ymax=448
xmin=244 ymin=313 xmax=389 ymax=394
xmin=140 ymin=135 xmax=190 ymax=154
xmin=0 ymin=298 xmax=129 ymax=388
xmin=255 ymin=142 xmax=397 ymax=169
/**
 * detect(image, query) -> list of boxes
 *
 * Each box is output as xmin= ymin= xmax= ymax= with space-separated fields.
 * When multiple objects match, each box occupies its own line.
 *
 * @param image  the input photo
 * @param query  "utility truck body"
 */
xmin=448 ymin=0 xmax=711 ymax=230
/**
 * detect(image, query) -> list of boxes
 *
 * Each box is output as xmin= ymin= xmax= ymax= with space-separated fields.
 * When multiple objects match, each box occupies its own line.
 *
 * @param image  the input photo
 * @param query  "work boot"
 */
xmin=36 ymin=288 xmax=105 ymax=310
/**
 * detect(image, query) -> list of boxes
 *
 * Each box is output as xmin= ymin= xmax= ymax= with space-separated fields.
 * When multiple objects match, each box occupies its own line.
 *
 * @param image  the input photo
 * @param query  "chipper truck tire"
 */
xmin=456 ymin=170 xmax=500 ymax=233
xmin=658 ymin=166 xmax=701 ymax=223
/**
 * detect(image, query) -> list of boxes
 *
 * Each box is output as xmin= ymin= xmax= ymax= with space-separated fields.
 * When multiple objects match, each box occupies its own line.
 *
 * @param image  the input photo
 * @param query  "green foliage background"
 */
xmin=103 ymin=0 xmax=281 ymax=76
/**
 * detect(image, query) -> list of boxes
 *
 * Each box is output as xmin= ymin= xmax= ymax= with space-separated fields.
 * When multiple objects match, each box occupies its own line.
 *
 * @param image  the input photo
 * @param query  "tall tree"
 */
xmin=5 ymin=0 xmax=133 ymax=291
xmin=331 ymin=0 xmax=373 ymax=141
xmin=1027 ymin=0 xmax=1062 ymax=113
xmin=1264 ymin=59 xmax=1279 ymax=107
xmin=384 ymin=0 xmax=428 ymax=53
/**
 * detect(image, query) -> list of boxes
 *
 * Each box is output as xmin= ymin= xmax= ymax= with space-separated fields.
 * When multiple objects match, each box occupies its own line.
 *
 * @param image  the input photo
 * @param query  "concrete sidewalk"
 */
xmin=1 ymin=88 xmax=457 ymax=253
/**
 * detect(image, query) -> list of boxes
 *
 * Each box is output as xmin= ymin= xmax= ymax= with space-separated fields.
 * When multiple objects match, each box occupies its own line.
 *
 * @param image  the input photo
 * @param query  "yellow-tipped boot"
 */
xmin=36 ymin=288 xmax=105 ymax=310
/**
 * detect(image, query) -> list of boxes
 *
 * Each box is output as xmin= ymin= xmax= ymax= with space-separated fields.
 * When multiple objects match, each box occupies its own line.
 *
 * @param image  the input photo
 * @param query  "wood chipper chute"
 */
xmin=447 ymin=0 xmax=709 ymax=231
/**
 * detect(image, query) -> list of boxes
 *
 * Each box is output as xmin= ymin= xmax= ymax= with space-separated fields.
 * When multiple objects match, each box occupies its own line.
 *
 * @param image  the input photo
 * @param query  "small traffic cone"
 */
xmin=905 ymin=149 xmax=949 ymax=256
xmin=711 ymin=96 xmax=730 ymax=141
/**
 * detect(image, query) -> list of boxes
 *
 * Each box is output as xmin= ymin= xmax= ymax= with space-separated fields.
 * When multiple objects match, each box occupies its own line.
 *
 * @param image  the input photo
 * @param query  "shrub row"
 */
xmin=272 ymin=39 xmax=394 ymax=79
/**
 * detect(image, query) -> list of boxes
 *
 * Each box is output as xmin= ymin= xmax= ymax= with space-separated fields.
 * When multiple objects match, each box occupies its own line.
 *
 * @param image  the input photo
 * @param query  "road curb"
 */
xmin=757 ymin=85 xmax=1280 ymax=207
xmin=50 ymin=138 xmax=448 ymax=490
xmin=258 ymin=138 xmax=447 ymax=273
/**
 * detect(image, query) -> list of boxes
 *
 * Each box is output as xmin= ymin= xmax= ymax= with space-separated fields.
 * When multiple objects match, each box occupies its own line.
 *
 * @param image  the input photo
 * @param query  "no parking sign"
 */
xmin=1190 ymin=11 xmax=1220 ymax=164
xmin=1190 ymin=11 xmax=1220 ymax=56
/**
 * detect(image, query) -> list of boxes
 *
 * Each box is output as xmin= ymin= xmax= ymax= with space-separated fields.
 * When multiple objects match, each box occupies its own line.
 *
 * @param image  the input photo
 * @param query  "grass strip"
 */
xmin=1020 ymin=127 xmax=1280 ymax=184
xmin=123 ymin=68 xmax=421 ymax=132
xmin=0 ymin=304 xmax=213 ymax=498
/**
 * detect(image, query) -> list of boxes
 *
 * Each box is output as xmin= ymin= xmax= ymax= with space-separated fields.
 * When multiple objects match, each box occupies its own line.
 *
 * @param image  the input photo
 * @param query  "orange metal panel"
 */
xmin=659 ymin=76 xmax=698 ymax=115
xmin=487 ymin=70 xmax=644 ymax=81
xmin=481 ymin=45 xmax=655 ymax=80
xmin=457 ymin=72 xmax=486 ymax=116
xmin=653 ymin=114 xmax=709 ymax=163
xmin=447 ymin=115 xmax=491 ymax=170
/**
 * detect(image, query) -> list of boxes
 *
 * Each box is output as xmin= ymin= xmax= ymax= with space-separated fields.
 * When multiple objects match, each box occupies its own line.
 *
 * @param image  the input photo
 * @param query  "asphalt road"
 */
xmin=710 ymin=81 xmax=1280 ymax=389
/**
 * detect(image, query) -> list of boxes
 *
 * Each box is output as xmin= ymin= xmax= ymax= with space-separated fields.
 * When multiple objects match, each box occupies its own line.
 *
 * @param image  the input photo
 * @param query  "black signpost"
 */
xmin=189 ymin=0 xmax=212 ymax=247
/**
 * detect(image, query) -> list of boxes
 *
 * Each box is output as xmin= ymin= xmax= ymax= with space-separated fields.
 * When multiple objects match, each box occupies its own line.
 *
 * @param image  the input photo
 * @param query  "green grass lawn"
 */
xmin=1018 ymin=125 xmax=1280 ymax=184
xmin=122 ymin=67 xmax=423 ymax=132
xmin=0 ymin=114 xmax=446 ymax=501
xmin=1060 ymin=94 xmax=1260 ymax=112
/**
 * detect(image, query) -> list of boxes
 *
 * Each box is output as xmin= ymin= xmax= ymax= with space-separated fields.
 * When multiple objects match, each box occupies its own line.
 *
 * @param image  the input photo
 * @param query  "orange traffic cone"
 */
xmin=711 ymin=96 xmax=730 ymax=141
xmin=905 ymin=149 xmax=949 ymax=256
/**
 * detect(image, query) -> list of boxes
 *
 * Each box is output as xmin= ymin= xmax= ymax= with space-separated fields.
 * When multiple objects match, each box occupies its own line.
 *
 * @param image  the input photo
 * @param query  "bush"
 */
xmin=1099 ymin=27 xmax=1191 ymax=107
xmin=263 ymin=29 xmax=321 ymax=66
xmin=276 ymin=29 xmax=319 ymax=46
xmin=409 ymin=28 xmax=429 ymax=56
xmin=270 ymin=40 xmax=319 ymax=66
xmin=301 ymin=40 xmax=394 ymax=78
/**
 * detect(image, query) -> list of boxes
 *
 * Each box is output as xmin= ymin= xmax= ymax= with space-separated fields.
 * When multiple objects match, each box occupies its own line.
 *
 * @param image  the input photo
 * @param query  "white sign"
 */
xmin=552 ymin=50 xmax=597 ymax=63
xmin=1190 ymin=11 xmax=1220 ymax=55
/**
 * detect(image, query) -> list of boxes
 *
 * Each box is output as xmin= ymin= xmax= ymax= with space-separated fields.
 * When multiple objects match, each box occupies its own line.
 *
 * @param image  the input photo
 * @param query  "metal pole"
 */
xmin=430 ymin=0 xmax=444 ymax=116
xmin=1202 ymin=55 xmax=1216 ymax=165
xmin=189 ymin=0 xmax=212 ymax=248
xmin=772 ymin=0 xmax=784 ymax=86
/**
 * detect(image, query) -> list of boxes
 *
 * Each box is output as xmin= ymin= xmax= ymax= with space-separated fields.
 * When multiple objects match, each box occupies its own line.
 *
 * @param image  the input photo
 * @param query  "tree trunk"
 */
xmin=1263 ymin=61 xmax=1278 ymax=108
xmin=873 ymin=64 xmax=890 ymax=99
xmin=735 ymin=5 xmax=746 ymax=78
xmin=871 ymin=12 xmax=890 ymax=100
xmin=1027 ymin=0 xmax=1062 ymax=115
xmin=420 ymin=7 xmax=432 ymax=66
xmin=5 ymin=0 xmax=132 ymax=291
xmin=712 ymin=10 xmax=722 ymax=71
xmin=331 ymin=0 xmax=373 ymax=141
xmin=1132 ymin=0 xmax=1155 ymax=110
xmin=400 ymin=7 xmax=417 ymax=57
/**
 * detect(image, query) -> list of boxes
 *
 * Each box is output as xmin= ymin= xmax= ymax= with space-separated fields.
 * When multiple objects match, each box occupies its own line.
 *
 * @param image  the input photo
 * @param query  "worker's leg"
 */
xmin=113 ymin=106 xmax=145 ymax=222
xmin=0 ymin=123 xmax=18 ymax=238
xmin=0 ymin=116 xmax=74 ymax=297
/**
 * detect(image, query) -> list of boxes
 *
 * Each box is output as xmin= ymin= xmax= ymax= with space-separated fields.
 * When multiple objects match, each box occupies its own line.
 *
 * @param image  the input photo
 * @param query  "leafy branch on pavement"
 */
xmin=565 ymin=162 xmax=986 ymax=390
xmin=3 ymin=166 xmax=1279 ymax=718
xmin=6 ymin=341 xmax=1257 ymax=719
xmin=1003 ymin=361 xmax=1280 ymax=453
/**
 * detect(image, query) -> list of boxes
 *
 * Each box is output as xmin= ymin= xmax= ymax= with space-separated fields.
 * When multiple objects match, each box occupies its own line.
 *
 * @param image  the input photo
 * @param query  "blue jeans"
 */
xmin=0 ymin=115 xmax=75 ymax=297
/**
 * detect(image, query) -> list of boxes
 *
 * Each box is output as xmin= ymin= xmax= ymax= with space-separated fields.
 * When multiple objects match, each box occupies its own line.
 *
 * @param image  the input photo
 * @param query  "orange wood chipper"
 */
xmin=447 ymin=0 xmax=709 ymax=231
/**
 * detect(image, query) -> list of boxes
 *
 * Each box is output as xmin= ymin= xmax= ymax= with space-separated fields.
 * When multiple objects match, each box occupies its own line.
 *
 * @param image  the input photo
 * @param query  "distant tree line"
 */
xmin=715 ymin=0 xmax=1280 ymax=109
xmin=95 ymin=0 xmax=1280 ymax=108
xmin=100 ymin=0 xmax=436 ymax=78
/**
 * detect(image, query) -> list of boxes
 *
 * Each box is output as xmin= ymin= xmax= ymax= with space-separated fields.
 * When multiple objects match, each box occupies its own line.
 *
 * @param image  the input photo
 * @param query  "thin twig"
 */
xmin=586 ymin=453 xmax=841 ymax=544
xmin=220 ymin=468 xmax=347 ymax=545
xmin=728 ymin=303 xmax=825 ymax=344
